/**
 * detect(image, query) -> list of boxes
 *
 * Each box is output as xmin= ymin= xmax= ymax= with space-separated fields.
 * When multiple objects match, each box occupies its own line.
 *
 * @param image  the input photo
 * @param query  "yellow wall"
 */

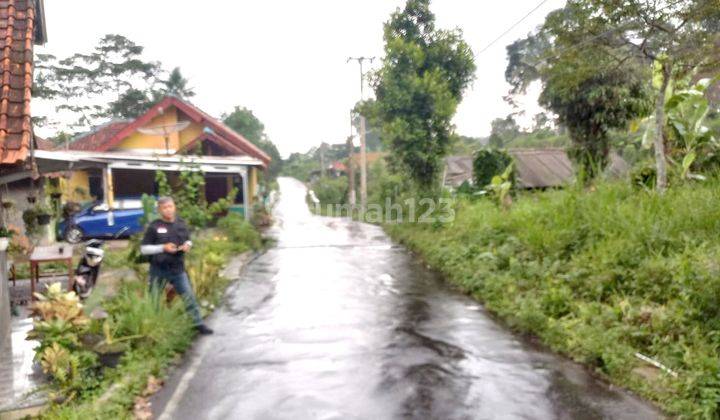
xmin=60 ymin=170 xmax=91 ymax=202
xmin=114 ymin=108 xmax=181 ymax=151
xmin=178 ymin=122 xmax=204 ymax=150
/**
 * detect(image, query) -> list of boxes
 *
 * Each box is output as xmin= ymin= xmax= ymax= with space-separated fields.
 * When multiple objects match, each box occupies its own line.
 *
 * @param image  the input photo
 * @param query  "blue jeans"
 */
xmin=149 ymin=266 xmax=203 ymax=326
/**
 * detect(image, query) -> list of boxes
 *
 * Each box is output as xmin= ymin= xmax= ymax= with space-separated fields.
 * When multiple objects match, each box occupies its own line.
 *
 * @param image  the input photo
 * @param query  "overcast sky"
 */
xmin=35 ymin=0 xmax=566 ymax=157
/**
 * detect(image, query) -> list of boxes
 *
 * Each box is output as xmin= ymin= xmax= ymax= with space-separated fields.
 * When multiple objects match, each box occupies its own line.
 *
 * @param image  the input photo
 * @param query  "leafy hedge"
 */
xmin=386 ymin=180 xmax=720 ymax=418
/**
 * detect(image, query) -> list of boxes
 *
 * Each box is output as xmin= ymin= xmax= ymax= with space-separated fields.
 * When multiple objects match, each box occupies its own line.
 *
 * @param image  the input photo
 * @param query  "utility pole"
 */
xmin=319 ymin=142 xmax=327 ymax=178
xmin=347 ymin=56 xmax=374 ymax=212
xmin=346 ymin=135 xmax=356 ymax=206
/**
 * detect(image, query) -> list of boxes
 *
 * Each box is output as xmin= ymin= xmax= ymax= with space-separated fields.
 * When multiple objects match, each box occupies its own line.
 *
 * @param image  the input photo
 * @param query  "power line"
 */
xmin=476 ymin=0 xmax=550 ymax=55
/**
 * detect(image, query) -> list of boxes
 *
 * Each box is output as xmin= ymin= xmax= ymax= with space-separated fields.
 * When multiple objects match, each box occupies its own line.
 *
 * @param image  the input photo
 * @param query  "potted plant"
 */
xmin=26 ymin=194 xmax=36 ymax=204
xmin=0 ymin=226 xmax=13 ymax=251
xmin=2 ymin=199 xmax=14 ymax=210
xmin=93 ymin=321 xmax=141 ymax=368
xmin=35 ymin=203 xmax=52 ymax=226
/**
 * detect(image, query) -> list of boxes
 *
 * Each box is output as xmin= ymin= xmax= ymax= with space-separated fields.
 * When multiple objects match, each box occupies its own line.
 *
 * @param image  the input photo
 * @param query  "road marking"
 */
xmin=158 ymin=337 xmax=211 ymax=420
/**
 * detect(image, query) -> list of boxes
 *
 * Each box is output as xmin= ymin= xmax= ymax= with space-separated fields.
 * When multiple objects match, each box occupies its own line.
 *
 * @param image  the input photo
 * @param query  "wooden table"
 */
xmin=29 ymin=244 xmax=74 ymax=300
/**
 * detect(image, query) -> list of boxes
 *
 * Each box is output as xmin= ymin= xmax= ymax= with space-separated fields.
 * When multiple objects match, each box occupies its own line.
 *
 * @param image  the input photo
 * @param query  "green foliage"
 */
xmin=485 ymin=163 xmax=514 ymax=209
xmin=311 ymin=177 xmax=348 ymax=206
xmin=665 ymin=78 xmax=719 ymax=179
xmin=35 ymin=34 xmax=194 ymax=131
xmin=488 ymin=116 xmax=520 ymax=149
xmin=27 ymin=283 xmax=98 ymax=399
xmin=207 ymin=187 xmax=238 ymax=217
xmin=175 ymin=168 xmax=207 ymax=228
xmin=367 ymin=0 xmax=476 ymax=188
xmin=38 ymin=214 xmax=262 ymax=418
xmin=472 ymin=149 xmax=513 ymax=188
xmin=103 ymin=281 xmax=193 ymax=358
xmin=41 ymin=280 xmax=195 ymax=418
xmin=216 ymin=213 xmax=262 ymax=252
xmin=505 ymin=0 xmax=719 ymax=189
xmin=387 ymin=179 xmax=720 ymax=417
xmin=154 ymin=170 xmax=172 ymax=198
xmin=222 ymin=106 xmax=283 ymax=179
xmin=506 ymin=19 xmax=654 ymax=178
xmin=281 ymin=150 xmax=319 ymax=181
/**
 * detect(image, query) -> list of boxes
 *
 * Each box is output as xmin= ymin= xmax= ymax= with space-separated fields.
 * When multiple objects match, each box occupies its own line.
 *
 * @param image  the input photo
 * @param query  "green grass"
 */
xmin=386 ymin=180 xmax=720 ymax=418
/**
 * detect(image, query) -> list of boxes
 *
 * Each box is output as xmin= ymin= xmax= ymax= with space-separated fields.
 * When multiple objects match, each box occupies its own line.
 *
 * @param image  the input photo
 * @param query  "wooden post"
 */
xmin=249 ymin=167 xmax=257 ymax=205
xmin=104 ymin=167 xmax=115 ymax=226
xmin=242 ymin=170 xmax=250 ymax=221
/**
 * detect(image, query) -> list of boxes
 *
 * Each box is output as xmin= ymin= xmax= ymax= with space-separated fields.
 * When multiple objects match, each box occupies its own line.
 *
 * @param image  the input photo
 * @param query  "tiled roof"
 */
xmin=0 ymin=0 xmax=37 ymax=164
xmin=68 ymin=121 xmax=130 ymax=151
xmin=71 ymin=96 xmax=272 ymax=167
xmin=34 ymin=134 xmax=52 ymax=150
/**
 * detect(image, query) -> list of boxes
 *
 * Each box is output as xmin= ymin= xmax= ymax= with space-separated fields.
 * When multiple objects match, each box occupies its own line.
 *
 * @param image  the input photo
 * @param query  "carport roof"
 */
xmin=0 ymin=149 xmax=264 ymax=184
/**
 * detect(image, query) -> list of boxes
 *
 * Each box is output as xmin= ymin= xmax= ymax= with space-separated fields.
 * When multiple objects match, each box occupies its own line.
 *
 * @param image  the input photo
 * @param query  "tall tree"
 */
xmin=488 ymin=115 xmax=520 ymax=149
xmin=505 ymin=3 xmax=656 ymax=178
xmin=222 ymin=106 xmax=282 ymax=179
xmin=508 ymin=0 xmax=720 ymax=190
xmin=161 ymin=67 xmax=195 ymax=99
xmin=585 ymin=0 xmax=720 ymax=190
xmin=367 ymin=0 xmax=475 ymax=188
xmin=35 ymin=35 xmax=195 ymax=130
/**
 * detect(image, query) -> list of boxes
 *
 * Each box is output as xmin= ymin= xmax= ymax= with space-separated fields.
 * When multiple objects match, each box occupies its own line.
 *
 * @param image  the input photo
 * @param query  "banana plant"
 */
xmin=486 ymin=163 xmax=514 ymax=210
xmin=665 ymin=78 xmax=717 ymax=180
xmin=635 ymin=77 xmax=718 ymax=181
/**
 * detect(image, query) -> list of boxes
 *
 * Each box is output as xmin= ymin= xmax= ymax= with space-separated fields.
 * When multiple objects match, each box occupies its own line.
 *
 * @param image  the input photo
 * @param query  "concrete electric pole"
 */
xmin=347 ymin=56 xmax=375 ymax=212
xmin=346 ymin=135 xmax=356 ymax=206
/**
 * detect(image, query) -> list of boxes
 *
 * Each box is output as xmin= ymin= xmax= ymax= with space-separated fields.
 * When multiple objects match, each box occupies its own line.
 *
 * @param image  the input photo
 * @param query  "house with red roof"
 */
xmin=47 ymin=95 xmax=270 ymax=217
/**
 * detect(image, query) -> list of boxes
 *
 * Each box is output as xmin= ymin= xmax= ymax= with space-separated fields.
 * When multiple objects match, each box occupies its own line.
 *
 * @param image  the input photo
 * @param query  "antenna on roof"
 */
xmin=138 ymin=121 xmax=191 ymax=155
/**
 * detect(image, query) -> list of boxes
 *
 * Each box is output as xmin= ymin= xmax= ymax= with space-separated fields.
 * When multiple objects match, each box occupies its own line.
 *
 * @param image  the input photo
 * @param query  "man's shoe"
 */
xmin=195 ymin=324 xmax=214 ymax=335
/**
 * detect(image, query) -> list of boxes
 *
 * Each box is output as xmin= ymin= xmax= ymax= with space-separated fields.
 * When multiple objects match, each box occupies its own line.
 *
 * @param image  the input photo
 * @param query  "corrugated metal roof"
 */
xmin=443 ymin=148 xmax=629 ymax=189
xmin=510 ymin=148 xmax=573 ymax=188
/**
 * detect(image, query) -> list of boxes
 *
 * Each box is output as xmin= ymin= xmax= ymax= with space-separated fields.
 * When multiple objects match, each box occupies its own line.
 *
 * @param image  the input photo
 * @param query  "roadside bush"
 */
xmin=386 ymin=178 xmax=720 ymax=417
xmin=217 ymin=213 xmax=262 ymax=251
xmin=473 ymin=149 xmax=513 ymax=188
xmin=104 ymin=281 xmax=194 ymax=359
xmin=311 ymin=177 xmax=347 ymax=206
xmin=40 ymin=280 xmax=194 ymax=419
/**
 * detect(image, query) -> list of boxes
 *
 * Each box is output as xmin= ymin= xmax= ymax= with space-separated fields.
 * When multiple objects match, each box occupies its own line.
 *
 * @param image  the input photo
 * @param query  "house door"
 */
xmin=205 ymin=175 xmax=228 ymax=203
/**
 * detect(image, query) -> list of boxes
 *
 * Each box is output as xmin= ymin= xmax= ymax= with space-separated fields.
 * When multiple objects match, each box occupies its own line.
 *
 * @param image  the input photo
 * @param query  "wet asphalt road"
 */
xmin=153 ymin=177 xmax=661 ymax=420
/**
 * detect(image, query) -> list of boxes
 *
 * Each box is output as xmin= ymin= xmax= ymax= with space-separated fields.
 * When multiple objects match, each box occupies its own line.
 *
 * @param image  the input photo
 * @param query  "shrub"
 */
xmin=311 ymin=177 xmax=347 ymax=206
xmin=473 ymin=149 xmax=513 ymax=188
xmin=217 ymin=213 xmax=262 ymax=251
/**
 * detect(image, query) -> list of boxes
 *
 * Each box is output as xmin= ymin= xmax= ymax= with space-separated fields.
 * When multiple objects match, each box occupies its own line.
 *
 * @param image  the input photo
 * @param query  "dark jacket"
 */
xmin=141 ymin=217 xmax=191 ymax=273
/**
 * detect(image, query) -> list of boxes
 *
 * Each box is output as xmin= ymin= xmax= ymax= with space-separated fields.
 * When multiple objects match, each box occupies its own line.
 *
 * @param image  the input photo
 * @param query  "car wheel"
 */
xmin=64 ymin=226 xmax=84 ymax=244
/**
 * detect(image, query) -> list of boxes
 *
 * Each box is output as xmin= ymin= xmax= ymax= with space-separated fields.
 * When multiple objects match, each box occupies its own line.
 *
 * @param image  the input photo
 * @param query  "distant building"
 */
xmin=442 ymin=148 xmax=629 ymax=190
xmin=309 ymin=161 xmax=347 ymax=182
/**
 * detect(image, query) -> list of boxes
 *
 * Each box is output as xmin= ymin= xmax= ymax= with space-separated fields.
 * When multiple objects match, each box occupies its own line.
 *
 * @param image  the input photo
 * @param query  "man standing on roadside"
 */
xmin=140 ymin=196 xmax=213 ymax=335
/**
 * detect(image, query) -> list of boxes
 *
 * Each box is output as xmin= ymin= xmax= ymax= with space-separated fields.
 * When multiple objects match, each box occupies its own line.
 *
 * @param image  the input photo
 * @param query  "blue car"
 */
xmin=58 ymin=197 xmax=146 ymax=243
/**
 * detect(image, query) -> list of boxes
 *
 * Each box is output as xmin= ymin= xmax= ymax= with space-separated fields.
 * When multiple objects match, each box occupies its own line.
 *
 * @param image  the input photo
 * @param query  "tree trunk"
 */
xmin=654 ymin=65 xmax=670 ymax=193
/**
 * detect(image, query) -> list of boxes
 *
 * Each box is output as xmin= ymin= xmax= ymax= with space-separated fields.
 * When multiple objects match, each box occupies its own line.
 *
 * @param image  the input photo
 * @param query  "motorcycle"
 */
xmin=73 ymin=238 xmax=106 ymax=299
